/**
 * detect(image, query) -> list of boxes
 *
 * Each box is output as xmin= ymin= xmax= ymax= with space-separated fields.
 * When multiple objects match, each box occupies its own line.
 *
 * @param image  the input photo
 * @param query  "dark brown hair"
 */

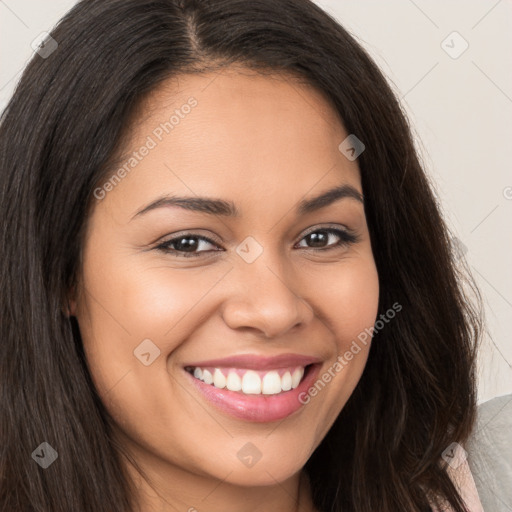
xmin=0 ymin=0 xmax=482 ymax=510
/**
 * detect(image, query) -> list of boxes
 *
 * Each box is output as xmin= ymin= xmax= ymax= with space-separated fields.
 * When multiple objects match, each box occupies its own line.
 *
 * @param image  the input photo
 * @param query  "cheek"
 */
xmin=312 ymin=254 xmax=380 ymax=343
xmin=77 ymin=256 xmax=233 ymax=403
xmin=299 ymin=256 xmax=379 ymax=435
xmin=113 ymin=262 xmax=235 ymax=346
xmin=334 ymin=257 xmax=379 ymax=367
xmin=84 ymin=248 xmax=225 ymax=342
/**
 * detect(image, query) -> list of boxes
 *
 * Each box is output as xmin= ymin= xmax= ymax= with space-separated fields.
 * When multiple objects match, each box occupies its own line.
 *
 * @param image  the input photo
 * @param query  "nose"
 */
xmin=220 ymin=256 xmax=314 ymax=339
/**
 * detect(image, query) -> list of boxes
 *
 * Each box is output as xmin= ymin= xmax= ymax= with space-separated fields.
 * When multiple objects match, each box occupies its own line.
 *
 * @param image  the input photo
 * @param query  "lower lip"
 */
xmin=184 ymin=364 xmax=322 ymax=423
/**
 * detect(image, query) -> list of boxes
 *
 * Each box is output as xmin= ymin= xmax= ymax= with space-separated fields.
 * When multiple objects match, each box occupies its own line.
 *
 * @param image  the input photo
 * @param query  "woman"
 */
xmin=0 ymin=0 xmax=484 ymax=510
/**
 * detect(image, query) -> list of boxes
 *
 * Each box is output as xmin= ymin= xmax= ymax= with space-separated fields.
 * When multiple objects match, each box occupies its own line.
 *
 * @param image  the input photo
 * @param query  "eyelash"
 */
xmin=154 ymin=227 xmax=360 ymax=258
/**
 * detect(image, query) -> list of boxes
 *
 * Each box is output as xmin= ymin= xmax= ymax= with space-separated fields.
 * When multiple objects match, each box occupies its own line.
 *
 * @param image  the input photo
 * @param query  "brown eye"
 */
xmin=156 ymin=234 xmax=220 ymax=258
xmin=295 ymin=228 xmax=359 ymax=251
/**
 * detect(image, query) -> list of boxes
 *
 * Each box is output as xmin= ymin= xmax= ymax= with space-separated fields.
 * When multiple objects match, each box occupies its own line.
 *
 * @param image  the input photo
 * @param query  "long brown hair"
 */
xmin=0 ymin=0 xmax=482 ymax=510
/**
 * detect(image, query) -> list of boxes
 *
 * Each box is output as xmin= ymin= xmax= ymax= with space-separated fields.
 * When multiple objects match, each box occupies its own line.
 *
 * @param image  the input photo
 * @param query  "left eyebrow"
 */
xmin=297 ymin=184 xmax=364 ymax=215
xmin=131 ymin=183 xmax=364 ymax=220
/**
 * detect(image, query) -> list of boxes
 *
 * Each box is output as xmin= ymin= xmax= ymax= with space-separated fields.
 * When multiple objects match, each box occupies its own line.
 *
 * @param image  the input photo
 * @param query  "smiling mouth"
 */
xmin=184 ymin=364 xmax=313 ymax=396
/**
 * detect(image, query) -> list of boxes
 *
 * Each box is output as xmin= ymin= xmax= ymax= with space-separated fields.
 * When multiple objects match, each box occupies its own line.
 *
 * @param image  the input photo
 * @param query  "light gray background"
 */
xmin=1 ymin=0 xmax=510 ymax=404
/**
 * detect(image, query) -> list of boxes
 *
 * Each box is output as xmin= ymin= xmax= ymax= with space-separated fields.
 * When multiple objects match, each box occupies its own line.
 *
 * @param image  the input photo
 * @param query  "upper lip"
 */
xmin=184 ymin=353 xmax=322 ymax=371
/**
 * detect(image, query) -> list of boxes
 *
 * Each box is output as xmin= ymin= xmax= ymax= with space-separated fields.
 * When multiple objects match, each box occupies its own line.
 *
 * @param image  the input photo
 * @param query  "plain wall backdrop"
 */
xmin=1 ymin=0 xmax=511 ymax=404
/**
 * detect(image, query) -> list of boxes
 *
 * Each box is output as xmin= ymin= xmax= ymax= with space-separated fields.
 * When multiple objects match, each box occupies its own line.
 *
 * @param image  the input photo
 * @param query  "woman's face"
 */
xmin=71 ymin=67 xmax=379 ymax=496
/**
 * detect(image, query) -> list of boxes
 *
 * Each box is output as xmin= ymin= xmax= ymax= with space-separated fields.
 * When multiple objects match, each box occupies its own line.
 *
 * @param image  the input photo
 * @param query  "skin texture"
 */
xmin=69 ymin=67 xmax=380 ymax=512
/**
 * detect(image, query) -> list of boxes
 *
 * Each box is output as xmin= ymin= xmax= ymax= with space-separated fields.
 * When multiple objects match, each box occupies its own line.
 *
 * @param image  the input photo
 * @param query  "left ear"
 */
xmin=63 ymin=285 xmax=78 ymax=317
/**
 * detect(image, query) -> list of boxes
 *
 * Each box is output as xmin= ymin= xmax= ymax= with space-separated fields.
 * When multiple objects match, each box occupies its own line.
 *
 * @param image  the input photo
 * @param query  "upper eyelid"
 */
xmin=300 ymin=224 xmax=351 ymax=238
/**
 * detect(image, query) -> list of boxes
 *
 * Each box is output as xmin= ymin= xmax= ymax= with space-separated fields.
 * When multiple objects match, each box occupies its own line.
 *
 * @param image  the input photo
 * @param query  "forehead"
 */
xmin=126 ymin=66 xmax=349 ymax=159
xmin=143 ymin=66 xmax=343 ymax=131
xmin=97 ymin=67 xmax=361 ymax=218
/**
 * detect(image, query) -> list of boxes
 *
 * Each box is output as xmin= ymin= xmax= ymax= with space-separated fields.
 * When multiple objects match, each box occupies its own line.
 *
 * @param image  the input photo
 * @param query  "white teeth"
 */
xmin=190 ymin=365 xmax=308 ymax=395
xmin=202 ymin=369 xmax=213 ymax=385
xmin=242 ymin=370 xmax=262 ymax=394
xmin=291 ymin=368 xmax=304 ymax=389
xmin=213 ymin=368 xmax=226 ymax=389
xmin=226 ymin=371 xmax=242 ymax=391
xmin=262 ymin=370 xmax=282 ymax=395
xmin=281 ymin=371 xmax=292 ymax=391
